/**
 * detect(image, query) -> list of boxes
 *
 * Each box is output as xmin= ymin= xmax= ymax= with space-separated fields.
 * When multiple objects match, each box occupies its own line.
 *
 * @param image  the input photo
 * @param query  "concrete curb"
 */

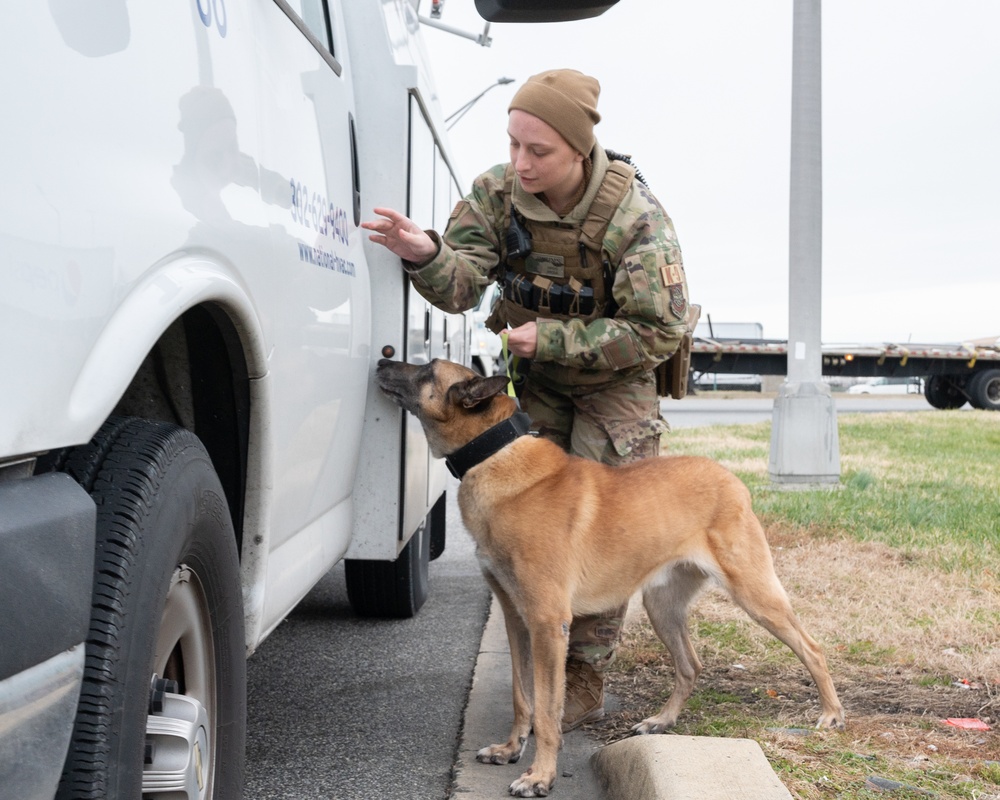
xmin=452 ymin=596 xmax=796 ymax=799
xmin=591 ymin=735 xmax=793 ymax=800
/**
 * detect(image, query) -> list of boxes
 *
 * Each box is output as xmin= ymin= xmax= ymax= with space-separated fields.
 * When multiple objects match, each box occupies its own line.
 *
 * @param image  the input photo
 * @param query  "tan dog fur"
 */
xmin=376 ymin=358 xmax=845 ymax=798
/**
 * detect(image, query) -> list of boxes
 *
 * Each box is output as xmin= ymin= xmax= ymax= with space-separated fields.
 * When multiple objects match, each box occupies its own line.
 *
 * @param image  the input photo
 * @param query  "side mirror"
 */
xmin=474 ymin=0 xmax=619 ymax=23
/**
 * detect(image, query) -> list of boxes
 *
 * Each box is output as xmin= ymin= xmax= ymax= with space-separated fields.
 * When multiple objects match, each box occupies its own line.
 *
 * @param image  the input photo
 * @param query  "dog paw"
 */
xmin=816 ymin=709 xmax=846 ymax=730
xmin=477 ymin=743 xmax=523 ymax=765
xmin=508 ymin=772 xmax=552 ymax=797
xmin=631 ymin=717 xmax=676 ymax=735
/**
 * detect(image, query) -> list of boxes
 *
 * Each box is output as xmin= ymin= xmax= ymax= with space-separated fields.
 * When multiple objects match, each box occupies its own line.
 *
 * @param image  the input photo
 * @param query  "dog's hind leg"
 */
xmin=476 ymin=580 xmax=533 ymax=767
xmin=717 ymin=524 xmax=846 ymax=729
xmin=633 ymin=562 xmax=709 ymax=734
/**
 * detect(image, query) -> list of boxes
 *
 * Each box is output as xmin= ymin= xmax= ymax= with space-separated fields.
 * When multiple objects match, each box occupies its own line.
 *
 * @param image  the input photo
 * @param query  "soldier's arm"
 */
xmin=534 ymin=188 xmax=689 ymax=371
xmin=403 ymin=168 xmax=506 ymax=314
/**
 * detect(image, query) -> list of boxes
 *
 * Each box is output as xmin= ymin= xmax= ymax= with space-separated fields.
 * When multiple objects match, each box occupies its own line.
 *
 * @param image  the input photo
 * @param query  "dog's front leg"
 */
xmin=507 ymin=614 xmax=570 ymax=798
xmin=476 ymin=581 xmax=533 ymax=767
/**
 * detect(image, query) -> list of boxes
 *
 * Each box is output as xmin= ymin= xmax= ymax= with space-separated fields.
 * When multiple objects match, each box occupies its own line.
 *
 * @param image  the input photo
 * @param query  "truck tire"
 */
xmin=47 ymin=417 xmax=246 ymax=800
xmin=968 ymin=368 xmax=1000 ymax=411
xmin=345 ymin=515 xmax=431 ymax=618
xmin=924 ymin=375 xmax=967 ymax=410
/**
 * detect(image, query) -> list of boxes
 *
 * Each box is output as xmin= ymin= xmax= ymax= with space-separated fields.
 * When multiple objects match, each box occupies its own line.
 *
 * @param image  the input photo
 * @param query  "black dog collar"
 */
xmin=445 ymin=412 xmax=534 ymax=480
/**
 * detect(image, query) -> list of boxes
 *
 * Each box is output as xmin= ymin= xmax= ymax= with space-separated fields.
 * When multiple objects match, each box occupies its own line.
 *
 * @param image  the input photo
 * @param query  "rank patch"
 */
xmin=669 ymin=284 xmax=687 ymax=319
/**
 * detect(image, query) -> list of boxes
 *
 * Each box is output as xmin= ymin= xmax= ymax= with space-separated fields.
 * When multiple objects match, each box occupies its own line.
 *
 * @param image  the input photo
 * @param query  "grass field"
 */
xmin=596 ymin=410 xmax=1000 ymax=799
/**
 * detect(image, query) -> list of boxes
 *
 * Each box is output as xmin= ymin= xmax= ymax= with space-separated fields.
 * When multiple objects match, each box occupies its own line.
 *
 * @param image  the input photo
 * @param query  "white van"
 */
xmin=0 ymin=1 xmax=613 ymax=797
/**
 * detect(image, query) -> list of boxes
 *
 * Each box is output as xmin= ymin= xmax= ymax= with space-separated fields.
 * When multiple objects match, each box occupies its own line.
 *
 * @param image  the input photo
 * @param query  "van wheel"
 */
xmin=968 ymin=369 xmax=1000 ymax=411
xmin=345 ymin=516 xmax=430 ymax=618
xmin=51 ymin=417 xmax=245 ymax=800
xmin=924 ymin=375 xmax=967 ymax=410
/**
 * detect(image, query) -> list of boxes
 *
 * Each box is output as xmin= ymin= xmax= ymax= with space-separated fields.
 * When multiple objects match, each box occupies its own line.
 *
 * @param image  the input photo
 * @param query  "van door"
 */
xmin=248 ymin=0 xmax=370 ymax=623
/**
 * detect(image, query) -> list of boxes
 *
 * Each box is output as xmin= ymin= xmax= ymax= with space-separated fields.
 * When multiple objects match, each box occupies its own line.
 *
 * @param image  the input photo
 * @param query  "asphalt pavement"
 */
xmin=244 ymin=483 xmax=491 ymax=799
xmin=662 ymin=390 xmax=934 ymax=428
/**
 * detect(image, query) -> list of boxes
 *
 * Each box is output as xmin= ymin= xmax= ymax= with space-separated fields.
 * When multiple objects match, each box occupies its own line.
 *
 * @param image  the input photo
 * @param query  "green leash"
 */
xmin=499 ymin=331 xmax=520 ymax=399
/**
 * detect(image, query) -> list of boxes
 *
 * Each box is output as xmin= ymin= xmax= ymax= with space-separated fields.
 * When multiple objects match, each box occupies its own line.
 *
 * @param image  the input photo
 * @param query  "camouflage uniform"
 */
xmin=405 ymin=144 xmax=689 ymax=670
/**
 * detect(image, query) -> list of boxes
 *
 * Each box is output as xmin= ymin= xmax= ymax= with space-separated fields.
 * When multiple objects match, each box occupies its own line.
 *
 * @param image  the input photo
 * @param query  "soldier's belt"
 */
xmin=503 ymin=271 xmax=595 ymax=316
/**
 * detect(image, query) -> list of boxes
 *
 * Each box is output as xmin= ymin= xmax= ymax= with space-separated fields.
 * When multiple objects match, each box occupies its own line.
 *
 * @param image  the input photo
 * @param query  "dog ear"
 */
xmin=450 ymin=374 xmax=511 ymax=409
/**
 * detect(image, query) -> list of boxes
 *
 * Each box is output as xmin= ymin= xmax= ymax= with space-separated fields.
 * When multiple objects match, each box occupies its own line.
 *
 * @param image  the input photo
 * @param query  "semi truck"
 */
xmin=0 ymin=1 xmax=617 ymax=797
xmin=690 ymin=334 xmax=1000 ymax=410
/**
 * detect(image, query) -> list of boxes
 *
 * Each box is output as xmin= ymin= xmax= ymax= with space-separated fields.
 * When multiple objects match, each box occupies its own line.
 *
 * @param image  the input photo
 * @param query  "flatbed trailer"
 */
xmin=689 ymin=337 xmax=1000 ymax=410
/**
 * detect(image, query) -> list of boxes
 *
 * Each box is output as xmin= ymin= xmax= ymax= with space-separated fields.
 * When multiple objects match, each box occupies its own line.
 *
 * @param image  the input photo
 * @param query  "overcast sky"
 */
xmin=419 ymin=1 xmax=999 ymax=345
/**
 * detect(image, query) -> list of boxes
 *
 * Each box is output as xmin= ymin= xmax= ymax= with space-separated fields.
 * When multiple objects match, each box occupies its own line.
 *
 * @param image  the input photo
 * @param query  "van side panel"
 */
xmin=1 ymin=6 xmax=209 ymax=453
xmin=0 ymin=4 xmax=373 ymax=641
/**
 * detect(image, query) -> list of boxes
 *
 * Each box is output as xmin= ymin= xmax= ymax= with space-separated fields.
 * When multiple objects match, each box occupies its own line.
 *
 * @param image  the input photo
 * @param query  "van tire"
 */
xmin=345 ymin=517 xmax=430 ymax=618
xmin=50 ymin=417 xmax=245 ymax=800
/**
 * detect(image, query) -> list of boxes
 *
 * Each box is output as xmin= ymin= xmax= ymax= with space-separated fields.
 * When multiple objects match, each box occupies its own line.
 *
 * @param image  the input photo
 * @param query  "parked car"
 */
xmin=848 ymin=377 xmax=925 ymax=395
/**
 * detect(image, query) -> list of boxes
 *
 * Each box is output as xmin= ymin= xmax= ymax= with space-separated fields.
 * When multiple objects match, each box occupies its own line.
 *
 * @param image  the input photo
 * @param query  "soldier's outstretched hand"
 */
xmin=362 ymin=207 xmax=438 ymax=264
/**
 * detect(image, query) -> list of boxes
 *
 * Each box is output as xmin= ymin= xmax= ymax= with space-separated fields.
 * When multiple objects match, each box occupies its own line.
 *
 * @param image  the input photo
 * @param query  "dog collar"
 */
xmin=445 ymin=411 xmax=534 ymax=480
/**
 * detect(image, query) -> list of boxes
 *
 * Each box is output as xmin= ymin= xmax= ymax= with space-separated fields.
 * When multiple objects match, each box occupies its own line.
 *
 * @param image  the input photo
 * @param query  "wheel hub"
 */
xmin=143 ymin=676 xmax=211 ymax=798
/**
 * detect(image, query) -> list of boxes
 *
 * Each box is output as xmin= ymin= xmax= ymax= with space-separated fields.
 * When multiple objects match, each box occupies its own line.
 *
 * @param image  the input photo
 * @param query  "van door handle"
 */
xmin=348 ymin=113 xmax=361 ymax=226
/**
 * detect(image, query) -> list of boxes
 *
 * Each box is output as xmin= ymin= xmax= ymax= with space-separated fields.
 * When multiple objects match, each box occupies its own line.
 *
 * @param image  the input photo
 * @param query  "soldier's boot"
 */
xmin=561 ymin=659 xmax=605 ymax=732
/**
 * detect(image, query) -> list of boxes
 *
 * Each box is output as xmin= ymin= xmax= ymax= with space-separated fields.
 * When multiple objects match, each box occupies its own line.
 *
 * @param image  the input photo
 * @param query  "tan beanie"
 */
xmin=508 ymin=69 xmax=601 ymax=156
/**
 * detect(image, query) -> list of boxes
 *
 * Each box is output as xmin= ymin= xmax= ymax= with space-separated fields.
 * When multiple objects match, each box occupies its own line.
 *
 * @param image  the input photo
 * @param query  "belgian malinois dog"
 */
xmin=376 ymin=358 xmax=844 ymax=798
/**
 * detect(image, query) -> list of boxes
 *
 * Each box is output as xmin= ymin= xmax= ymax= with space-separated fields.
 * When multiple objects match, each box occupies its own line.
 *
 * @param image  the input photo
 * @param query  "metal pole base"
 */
xmin=769 ymin=381 xmax=840 ymax=486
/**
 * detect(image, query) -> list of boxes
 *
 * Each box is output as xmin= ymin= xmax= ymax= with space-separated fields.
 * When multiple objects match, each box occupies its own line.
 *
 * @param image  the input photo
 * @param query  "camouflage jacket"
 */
xmin=405 ymin=145 xmax=690 ymax=390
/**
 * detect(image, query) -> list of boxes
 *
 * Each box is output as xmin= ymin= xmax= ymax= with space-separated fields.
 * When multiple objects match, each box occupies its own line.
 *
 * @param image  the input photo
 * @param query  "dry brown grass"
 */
xmin=588 ymin=411 xmax=1000 ymax=796
xmin=593 ymin=523 xmax=1000 ymax=799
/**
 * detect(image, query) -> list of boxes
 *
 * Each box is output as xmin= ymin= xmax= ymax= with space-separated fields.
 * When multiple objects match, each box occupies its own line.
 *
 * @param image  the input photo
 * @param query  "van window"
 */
xmin=282 ymin=0 xmax=334 ymax=55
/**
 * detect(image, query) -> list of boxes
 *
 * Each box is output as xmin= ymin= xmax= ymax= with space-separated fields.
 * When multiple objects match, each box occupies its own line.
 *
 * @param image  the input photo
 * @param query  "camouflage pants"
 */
xmin=520 ymin=370 xmax=667 ymax=671
xmin=520 ymin=371 xmax=668 ymax=465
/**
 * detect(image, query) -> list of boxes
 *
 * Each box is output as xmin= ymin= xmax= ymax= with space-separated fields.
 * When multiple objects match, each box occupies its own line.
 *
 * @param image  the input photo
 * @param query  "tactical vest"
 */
xmin=486 ymin=158 xmax=635 ymax=334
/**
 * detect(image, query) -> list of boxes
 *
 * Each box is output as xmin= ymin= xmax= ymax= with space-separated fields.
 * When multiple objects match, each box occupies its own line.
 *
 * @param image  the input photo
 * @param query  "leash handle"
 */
xmin=499 ymin=331 xmax=518 ymax=399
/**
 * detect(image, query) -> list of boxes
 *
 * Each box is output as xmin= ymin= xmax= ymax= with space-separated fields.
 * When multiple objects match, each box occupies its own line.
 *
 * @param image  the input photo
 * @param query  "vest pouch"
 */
xmin=655 ymin=304 xmax=700 ymax=398
xmin=532 ymin=276 xmax=566 ymax=316
xmin=505 ymin=273 xmax=536 ymax=310
xmin=543 ymin=283 xmax=564 ymax=314
xmin=656 ymin=331 xmax=692 ymax=398
xmin=561 ymin=283 xmax=595 ymax=316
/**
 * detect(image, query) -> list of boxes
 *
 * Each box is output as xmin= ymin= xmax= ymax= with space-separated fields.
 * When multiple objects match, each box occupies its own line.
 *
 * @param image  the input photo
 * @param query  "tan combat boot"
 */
xmin=562 ymin=659 xmax=605 ymax=732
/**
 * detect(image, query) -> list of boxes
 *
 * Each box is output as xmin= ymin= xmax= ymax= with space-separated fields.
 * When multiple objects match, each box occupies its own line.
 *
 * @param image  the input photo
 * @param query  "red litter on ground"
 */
xmin=942 ymin=718 xmax=991 ymax=731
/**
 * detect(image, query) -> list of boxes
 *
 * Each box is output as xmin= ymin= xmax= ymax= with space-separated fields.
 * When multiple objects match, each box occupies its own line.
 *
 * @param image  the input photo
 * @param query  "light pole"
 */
xmin=769 ymin=0 xmax=840 ymax=486
xmin=446 ymin=77 xmax=516 ymax=130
